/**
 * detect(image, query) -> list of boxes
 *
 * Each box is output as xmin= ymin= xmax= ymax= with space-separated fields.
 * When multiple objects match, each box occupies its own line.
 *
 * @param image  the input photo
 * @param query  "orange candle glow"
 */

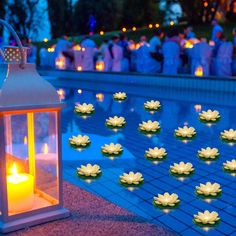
xmin=7 ymin=163 xmax=34 ymax=213
xmin=195 ymin=66 xmax=203 ymax=77
xmin=96 ymin=61 xmax=105 ymax=71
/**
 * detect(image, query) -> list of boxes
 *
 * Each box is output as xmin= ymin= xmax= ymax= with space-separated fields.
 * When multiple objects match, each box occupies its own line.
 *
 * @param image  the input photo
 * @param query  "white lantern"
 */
xmin=0 ymin=19 xmax=69 ymax=233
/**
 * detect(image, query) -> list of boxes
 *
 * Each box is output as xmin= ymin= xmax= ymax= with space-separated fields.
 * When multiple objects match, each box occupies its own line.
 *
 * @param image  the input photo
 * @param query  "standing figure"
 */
xmin=81 ymin=36 xmax=96 ymax=71
xmin=211 ymin=19 xmax=223 ymax=44
xmin=88 ymin=15 xmax=96 ymax=35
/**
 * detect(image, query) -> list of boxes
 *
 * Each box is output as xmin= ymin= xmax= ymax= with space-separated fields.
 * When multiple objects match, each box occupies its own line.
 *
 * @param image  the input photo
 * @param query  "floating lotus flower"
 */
xmin=113 ymin=92 xmax=127 ymax=101
xmin=144 ymin=100 xmax=161 ymax=112
xmin=194 ymin=210 xmax=220 ymax=226
xmin=105 ymin=116 xmax=126 ymax=128
xmin=221 ymin=129 xmax=236 ymax=142
xmin=101 ymin=143 xmax=123 ymax=156
xmin=69 ymin=135 xmax=90 ymax=148
xmin=77 ymin=164 xmax=101 ymax=178
xmin=223 ymin=159 xmax=236 ymax=172
xmin=197 ymin=147 xmax=219 ymax=160
xmin=153 ymin=193 xmax=180 ymax=208
xmin=75 ymin=103 xmax=95 ymax=115
xmin=139 ymin=120 xmax=160 ymax=134
xmin=196 ymin=182 xmax=222 ymax=197
xmin=199 ymin=110 xmax=220 ymax=123
xmin=175 ymin=126 xmax=196 ymax=139
xmin=145 ymin=147 xmax=167 ymax=160
xmin=170 ymin=162 xmax=194 ymax=176
xmin=119 ymin=172 xmax=144 ymax=186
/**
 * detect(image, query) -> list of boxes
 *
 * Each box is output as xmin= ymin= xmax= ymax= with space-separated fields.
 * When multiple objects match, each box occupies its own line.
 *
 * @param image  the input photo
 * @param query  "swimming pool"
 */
xmin=48 ymin=75 xmax=236 ymax=236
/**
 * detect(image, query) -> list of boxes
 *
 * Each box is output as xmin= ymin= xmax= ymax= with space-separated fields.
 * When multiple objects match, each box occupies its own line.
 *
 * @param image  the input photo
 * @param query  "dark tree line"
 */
xmin=0 ymin=0 xmax=235 ymax=40
xmin=47 ymin=0 xmax=162 ymax=37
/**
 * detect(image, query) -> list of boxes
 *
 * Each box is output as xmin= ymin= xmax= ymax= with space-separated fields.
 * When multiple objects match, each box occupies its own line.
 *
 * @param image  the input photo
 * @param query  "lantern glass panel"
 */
xmin=4 ymin=110 xmax=59 ymax=216
xmin=34 ymin=111 xmax=59 ymax=207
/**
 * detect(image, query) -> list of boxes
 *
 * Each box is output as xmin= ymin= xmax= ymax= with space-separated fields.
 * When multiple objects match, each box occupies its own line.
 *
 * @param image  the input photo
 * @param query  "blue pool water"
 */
xmin=56 ymin=82 xmax=236 ymax=236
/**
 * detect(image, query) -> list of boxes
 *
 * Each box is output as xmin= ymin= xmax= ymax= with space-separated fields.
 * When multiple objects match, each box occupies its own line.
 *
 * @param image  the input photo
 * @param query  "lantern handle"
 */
xmin=0 ymin=19 xmax=25 ymax=69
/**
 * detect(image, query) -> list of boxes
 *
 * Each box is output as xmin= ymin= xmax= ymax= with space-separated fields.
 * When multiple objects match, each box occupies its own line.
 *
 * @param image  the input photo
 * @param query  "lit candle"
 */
xmin=7 ymin=163 xmax=34 ymax=213
xmin=195 ymin=66 xmax=203 ymax=77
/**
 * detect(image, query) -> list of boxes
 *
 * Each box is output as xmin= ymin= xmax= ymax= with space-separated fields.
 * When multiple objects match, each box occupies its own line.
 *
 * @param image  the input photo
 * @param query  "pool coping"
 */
xmin=38 ymin=69 xmax=236 ymax=94
xmin=11 ymin=181 xmax=177 ymax=236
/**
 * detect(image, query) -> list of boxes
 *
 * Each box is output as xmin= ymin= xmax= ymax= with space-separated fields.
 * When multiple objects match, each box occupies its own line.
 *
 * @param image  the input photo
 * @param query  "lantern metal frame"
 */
xmin=0 ymin=20 xmax=69 ymax=233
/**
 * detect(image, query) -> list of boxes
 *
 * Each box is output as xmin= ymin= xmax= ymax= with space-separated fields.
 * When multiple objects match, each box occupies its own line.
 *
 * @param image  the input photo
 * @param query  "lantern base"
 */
xmin=0 ymin=208 xmax=70 ymax=234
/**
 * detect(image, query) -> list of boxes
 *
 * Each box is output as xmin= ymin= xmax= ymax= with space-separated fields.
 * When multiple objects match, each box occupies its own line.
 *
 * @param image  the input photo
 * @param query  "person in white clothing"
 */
xmin=81 ymin=36 xmax=96 ymax=48
xmin=110 ymin=35 xmax=123 ymax=72
xmin=81 ymin=36 xmax=96 ymax=71
xmin=54 ymin=35 xmax=72 ymax=58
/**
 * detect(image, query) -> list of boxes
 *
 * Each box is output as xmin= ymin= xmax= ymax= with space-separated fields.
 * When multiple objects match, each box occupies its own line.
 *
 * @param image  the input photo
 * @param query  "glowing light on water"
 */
xmin=127 ymin=187 xmax=135 ymax=192
xmin=194 ymin=104 xmax=202 ymax=112
xmin=204 ymin=199 xmax=212 ymax=203
xmin=96 ymin=93 xmax=104 ymax=102
xmin=163 ymin=209 xmax=170 ymax=214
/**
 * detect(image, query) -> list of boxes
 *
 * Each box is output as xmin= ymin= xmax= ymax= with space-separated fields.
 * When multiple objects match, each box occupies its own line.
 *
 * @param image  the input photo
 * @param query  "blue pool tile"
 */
xmin=158 ymin=214 xmax=188 ymax=233
xmin=171 ymin=209 xmax=195 ymax=226
xmin=216 ymin=221 xmax=236 ymax=235
xmin=210 ymin=198 xmax=229 ymax=210
xmin=191 ymin=225 xmax=220 ymax=236
xmin=181 ymin=228 xmax=204 ymax=236
xmin=100 ymin=180 xmax=124 ymax=193
xmin=219 ymin=212 xmax=236 ymax=228
xmin=127 ymin=205 xmax=153 ymax=220
xmin=190 ymin=200 xmax=217 ymax=211
xmin=181 ymin=203 xmax=201 ymax=216
xmin=108 ymin=195 xmax=133 ymax=209
xmin=148 ymin=180 xmax=173 ymax=191
xmin=133 ymin=189 xmax=154 ymax=201
xmin=137 ymin=200 xmax=164 ymax=218
xmin=224 ymin=205 xmax=236 ymax=217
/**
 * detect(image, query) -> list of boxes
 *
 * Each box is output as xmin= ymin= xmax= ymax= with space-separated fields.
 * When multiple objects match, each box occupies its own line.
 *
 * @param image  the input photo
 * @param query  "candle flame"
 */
xmin=43 ymin=143 xmax=49 ymax=154
xmin=24 ymin=136 xmax=27 ymax=145
xmin=11 ymin=163 xmax=18 ymax=176
xmin=195 ymin=66 xmax=203 ymax=77
xmin=77 ymin=66 xmax=83 ymax=71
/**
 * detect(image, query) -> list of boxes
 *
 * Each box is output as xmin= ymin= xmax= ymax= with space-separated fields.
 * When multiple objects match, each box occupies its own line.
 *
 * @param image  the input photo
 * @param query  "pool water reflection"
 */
xmin=60 ymin=87 xmax=236 ymax=235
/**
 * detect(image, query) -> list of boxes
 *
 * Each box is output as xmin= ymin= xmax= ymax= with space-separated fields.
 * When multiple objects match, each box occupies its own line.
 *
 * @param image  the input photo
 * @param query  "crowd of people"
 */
xmin=23 ymin=19 xmax=236 ymax=77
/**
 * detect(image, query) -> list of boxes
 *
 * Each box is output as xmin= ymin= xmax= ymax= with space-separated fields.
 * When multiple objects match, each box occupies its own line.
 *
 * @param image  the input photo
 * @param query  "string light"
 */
xmin=132 ymin=26 xmax=136 ymax=31
xmin=100 ymin=31 xmax=104 ymax=36
xmin=122 ymin=27 xmax=127 ymax=32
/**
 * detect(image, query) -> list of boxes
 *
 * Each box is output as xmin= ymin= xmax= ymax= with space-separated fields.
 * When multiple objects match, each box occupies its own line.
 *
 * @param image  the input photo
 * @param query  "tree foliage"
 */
xmin=7 ymin=0 xmax=43 ymax=39
xmin=179 ymin=0 xmax=220 ymax=24
xmin=122 ymin=0 xmax=160 ymax=28
xmin=0 ymin=0 xmax=7 ymax=35
xmin=73 ymin=0 xmax=123 ymax=34
xmin=47 ymin=0 xmax=73 ymax=38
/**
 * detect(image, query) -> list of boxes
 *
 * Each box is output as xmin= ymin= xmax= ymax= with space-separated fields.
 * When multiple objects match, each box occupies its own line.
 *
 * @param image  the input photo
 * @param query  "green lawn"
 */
xmin=35 ymin=22 xmax=235 ymax=49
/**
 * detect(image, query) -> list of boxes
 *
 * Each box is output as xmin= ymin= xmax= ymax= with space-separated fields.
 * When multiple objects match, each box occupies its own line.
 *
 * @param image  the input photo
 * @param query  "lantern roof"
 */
xmin=0 ymin=63 xmax=60 ymax=108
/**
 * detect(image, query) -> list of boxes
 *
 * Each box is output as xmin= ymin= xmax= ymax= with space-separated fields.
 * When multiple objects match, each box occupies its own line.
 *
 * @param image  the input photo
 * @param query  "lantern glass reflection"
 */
xmin=4 ymin=111 xmax=59 ymax=216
